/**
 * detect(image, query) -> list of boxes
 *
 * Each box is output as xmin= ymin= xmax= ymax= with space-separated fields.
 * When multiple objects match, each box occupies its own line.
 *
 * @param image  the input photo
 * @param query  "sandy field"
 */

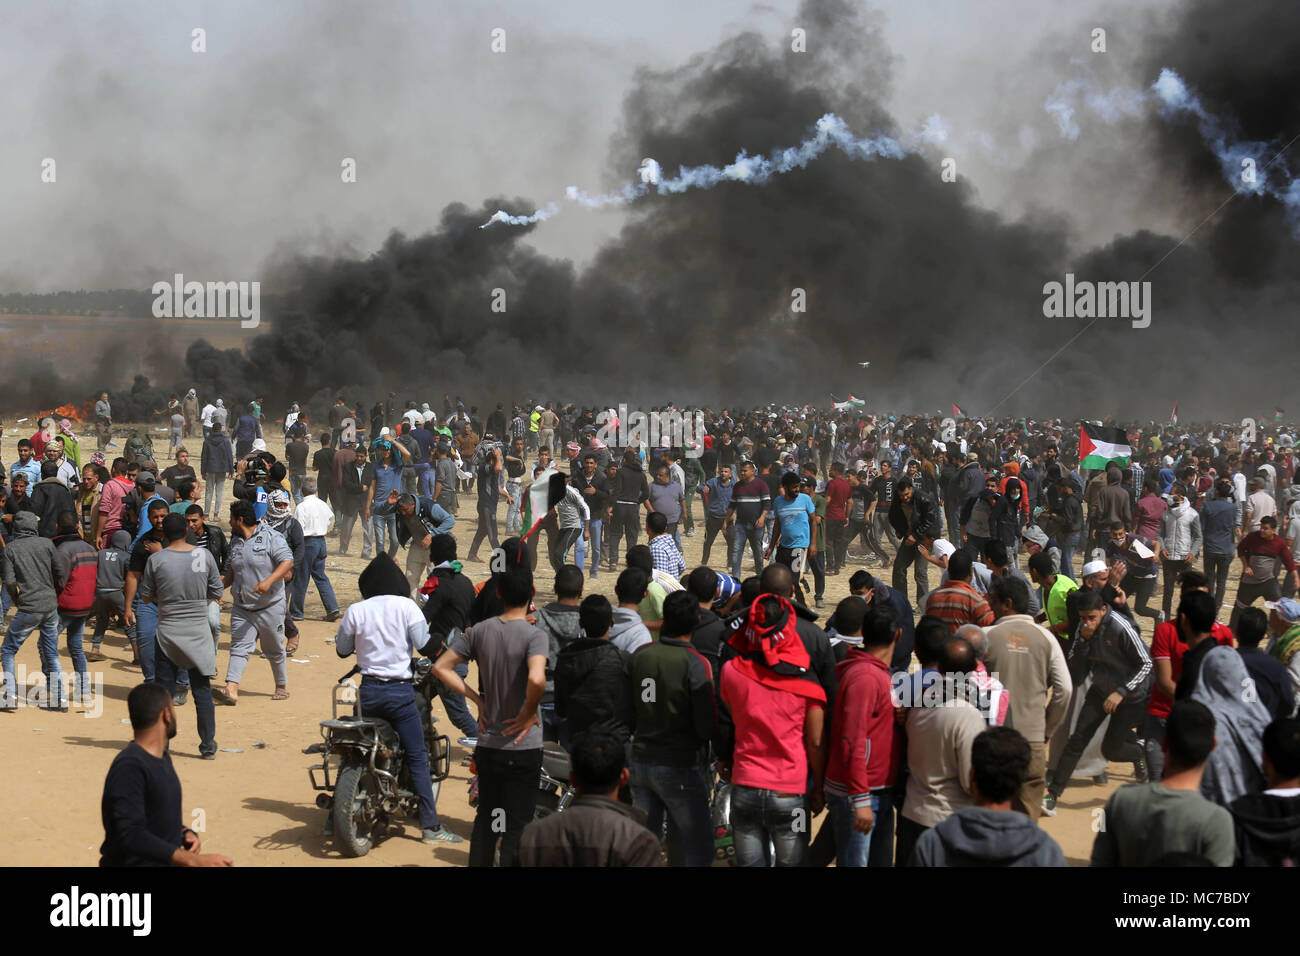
xmin=0 ymin=430 xmax=1247 ymax=867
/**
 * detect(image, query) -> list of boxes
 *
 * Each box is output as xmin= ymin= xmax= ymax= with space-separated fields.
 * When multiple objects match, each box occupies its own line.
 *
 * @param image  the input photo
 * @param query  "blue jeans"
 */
xmin=371 ymin=513 xmax=399 ymax=558
xmin=1060 ymin=532 xmax=1080 ymax=580
xmin=289 ymin=473 xmax=305 ymax=505
xmin=826 ymin=790 xmax=894 ymax=867
xmin=132 ymin=597 xmax=160 ymax=682
xmin=2 ymin=608 xmax=61 ymax=708
xmin=156 ymin=651 xmax=216 ymax=756
xmin=731 ymin=784 xmax=806 ymax=867
xmin=730 ymin=522 xmax=765 ymax=579
xmin=574 ymin=519 xmax=602 ymax=577
xmin=291 ymin=536 xmax=339 ymax=619
xmin=360 ymin=677 xmax=439 ymax=829
xmin=58 ymin=613 xmax=90 ymax=700
xmin=438 ymin=659 xmax=478 ymax=738
xmin=629 ymin=759 xmax=713 ymax=867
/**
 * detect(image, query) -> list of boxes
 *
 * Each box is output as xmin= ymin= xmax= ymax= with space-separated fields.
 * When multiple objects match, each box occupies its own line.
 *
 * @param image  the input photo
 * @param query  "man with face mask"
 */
xmin=1158 ymin=483 xmax=1203 ymax=621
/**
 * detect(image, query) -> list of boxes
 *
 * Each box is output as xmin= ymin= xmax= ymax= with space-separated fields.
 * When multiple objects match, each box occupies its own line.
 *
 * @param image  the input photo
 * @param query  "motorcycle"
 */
xmin=466 ymin=739 xmax=577 ymax=820
xmin=308 ymin=658 xmax=451 ymax=857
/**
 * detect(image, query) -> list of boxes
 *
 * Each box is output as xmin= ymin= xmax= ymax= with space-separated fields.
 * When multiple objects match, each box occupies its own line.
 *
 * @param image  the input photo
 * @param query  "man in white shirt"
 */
xmin=334 ymin=553 xmax=463 ymax=846
xmin=200 ymin=400 xmax=217 ymax=438
xmin=291 ymin=478 xmax=342 ymax=623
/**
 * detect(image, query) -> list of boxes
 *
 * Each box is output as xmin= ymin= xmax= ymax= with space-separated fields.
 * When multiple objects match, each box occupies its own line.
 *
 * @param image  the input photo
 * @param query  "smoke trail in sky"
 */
xmin=480 ymin=113 xmax=906 ymax=228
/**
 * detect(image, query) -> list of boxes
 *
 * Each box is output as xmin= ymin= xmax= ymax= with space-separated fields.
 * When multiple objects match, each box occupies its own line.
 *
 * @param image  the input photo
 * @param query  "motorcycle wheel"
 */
xmin=332 ymin=761 xmax=377 ymax=858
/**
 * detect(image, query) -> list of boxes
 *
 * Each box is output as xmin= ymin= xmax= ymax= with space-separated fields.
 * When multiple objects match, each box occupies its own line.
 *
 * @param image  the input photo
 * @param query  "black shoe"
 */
xmin=173 ymin=688 xmax=189 ymax=707
xmin=1092 ymin=771 xmax=1109 ymax=786
xmin=1133 ymin=757 xmax=1149 ymax=783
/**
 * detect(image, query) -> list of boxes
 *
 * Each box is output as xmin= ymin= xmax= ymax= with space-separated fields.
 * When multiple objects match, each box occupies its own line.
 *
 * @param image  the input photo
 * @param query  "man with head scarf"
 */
xmin=182 ymin=389 xmax=199 ymax=439
xmin=262 ymin=488 xmax=305 ymax=655
xmin=332 ymin=553 xmax=464 ymax=846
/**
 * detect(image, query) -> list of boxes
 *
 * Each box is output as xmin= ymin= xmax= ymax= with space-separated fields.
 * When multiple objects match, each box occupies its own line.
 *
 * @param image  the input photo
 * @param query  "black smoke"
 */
xmin=96 ymin=0 xmax=1300 ymax=422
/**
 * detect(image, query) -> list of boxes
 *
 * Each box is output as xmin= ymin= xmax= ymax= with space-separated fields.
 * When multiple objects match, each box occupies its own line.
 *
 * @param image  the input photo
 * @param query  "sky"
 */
xmin=1 ymin=0 xmax=1183 ymax=292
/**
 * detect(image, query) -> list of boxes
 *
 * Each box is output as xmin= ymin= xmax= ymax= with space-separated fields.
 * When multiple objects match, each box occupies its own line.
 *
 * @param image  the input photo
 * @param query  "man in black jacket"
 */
xmin=555 ymin=594 xmax=633 ymax=746
xmin=1230 ymin=716 xmax=1300 ymax=866
xmin=606 ymin=450 xmax=650 ymax=571
xmin=418 ymin=534 xmax=478 ymax=745
xmin=685 ymin=567 xmax=728 ymax=680
xmin=889 ymin=482 xmax=942 ymax=605
xmin=28 ymin=460 xmax=76 ymax=537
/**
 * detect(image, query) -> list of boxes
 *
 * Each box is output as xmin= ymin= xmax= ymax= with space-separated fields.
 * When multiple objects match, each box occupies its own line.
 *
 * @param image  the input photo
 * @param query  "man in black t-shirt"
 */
xmin=285 ymin=434 xmax=309 ymax=504
xmin=312 ymin=433 xmax=336 ymax=511
xmin=870 ymin=461 xmax=899 ymax=552
xmin=159 ymin=449 xmax=196 ymax=492
xmin=570 ymin=453 xmax=611 ymax=578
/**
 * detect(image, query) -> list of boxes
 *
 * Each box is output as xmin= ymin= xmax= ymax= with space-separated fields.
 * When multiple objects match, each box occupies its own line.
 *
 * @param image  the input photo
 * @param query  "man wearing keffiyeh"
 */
xmin=719 ymin=590 xmax=827 ymax=867
xmin=262 ymin=489 xmax=306 ymax=655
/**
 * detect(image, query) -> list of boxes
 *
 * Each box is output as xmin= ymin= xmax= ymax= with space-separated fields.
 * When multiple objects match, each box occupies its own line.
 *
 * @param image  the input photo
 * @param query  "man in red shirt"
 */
xmin=1145 ymin=569 xmax=1234 ymax=782
xmin=1231 ymin=515 xmax=1299 ymax=632
xmin=97 ymin=458 xmax=136 ymax=547
xmin=719 ymin=592 xmax=827 ymax=867
xmin=823 ymin=463 xmax=853 ymax=575
xmin=824 ymin=599 xmax=901 ymax=866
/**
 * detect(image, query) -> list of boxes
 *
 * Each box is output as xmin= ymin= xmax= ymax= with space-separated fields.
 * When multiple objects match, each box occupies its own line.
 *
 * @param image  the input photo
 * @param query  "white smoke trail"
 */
xmin=480 ymin=113 xmax=906 ymax=228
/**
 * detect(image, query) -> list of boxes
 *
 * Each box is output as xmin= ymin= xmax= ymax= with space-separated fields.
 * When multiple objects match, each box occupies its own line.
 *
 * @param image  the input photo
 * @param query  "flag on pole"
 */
xmin=952 ymin=403 xmax=967 ymax=420
xmin=1170 ymin=401 xmax=1178 ymax=425
xmin=1079 ymin=423 xmax=1132 ymax=469
xmin=521 ymin=471 xmax=567 ymax=543
xmin=831 ymin=394 xmax=865 ymax=411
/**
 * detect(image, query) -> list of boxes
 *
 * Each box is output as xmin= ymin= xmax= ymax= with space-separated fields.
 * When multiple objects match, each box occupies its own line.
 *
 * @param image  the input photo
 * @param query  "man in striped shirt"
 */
xmin=920 ymin=550 xmax=994 ymax=633
xmin=726 ymin=460 xmax=771 ymax=580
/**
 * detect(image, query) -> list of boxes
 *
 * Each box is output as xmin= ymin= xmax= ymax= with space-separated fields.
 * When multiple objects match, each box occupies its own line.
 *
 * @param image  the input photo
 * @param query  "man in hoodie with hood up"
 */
xmin=912 ymin=726 xmax=1067 ymax=866
xmin=1 ymin=512 xmax=67 ymax=711
xmin=53 ymin=511 xmax=97 ymax=703
xmin=336 ymin=553 xmax=463 ymax=846
xmin=534 ymin=564 xmax=585 ymax=741
xmin=417 ymin=533 xmax=479 ymax=747
xmin=89 ymin=529 xmax=133 ymax=662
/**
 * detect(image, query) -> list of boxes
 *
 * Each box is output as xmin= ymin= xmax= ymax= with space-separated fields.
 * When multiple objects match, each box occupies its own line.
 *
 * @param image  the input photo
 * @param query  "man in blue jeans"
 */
xmin=628 ymin=592 xmax=717 ymax=866
xmin=336 ymin=553 xmax=463 ymax=845
xmin=1 ymin=512 xmax=67 ymax=711
xmin=290 ymin=479 xmax=342 ymax=623
xmin=727 ymin=460 xmax=770 ymax=580
xmin=719 ymin=591 xmax=828 ymax=867
xmin=825 ymin=599 xmax=900 ymax=866
xmin=122 ymin=499 xmax=172 ymax=683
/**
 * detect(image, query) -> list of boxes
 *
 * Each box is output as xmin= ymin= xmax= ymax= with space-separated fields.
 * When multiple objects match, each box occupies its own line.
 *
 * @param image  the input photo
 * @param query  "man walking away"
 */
xmin=1 ymin=512 xmax=67 ymax=711
xmin=290 ymin=479 xmax=341 ymax=623
xmin=435 ymin=568 xmax=547 ymax=866
xmin=627 ymin=591 xmax=716 ymax=866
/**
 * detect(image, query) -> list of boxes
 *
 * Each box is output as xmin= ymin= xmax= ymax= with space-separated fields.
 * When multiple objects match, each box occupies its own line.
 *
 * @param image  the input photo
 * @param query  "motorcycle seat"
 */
xmin=541 ymin=743 xmax=571 ymax=780
xmin=321 ymin=716 xmax=399 ymax=748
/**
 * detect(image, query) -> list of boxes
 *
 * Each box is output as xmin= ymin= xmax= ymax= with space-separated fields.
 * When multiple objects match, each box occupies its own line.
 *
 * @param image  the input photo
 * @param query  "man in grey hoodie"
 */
xmin=609 ymin=567 xmax=652 ymax=654
xmin=89 ymin=530 xmax=134 ymax=661
xmin=535 ymin=564 xmax=585 ymax=741
xmin=911 ymin=726 xmax=1067 ymax=866
xmin=1 ymin=512 xmax=68 ymax=710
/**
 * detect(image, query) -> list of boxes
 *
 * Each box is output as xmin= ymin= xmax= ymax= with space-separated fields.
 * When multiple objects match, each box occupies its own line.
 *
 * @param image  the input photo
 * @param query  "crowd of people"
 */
xmin=11 ymin=392 xmax=1296 ymax=867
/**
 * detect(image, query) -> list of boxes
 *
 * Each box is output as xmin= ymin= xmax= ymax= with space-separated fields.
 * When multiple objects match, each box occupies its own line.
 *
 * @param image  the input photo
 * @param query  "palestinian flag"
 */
xmin=1170 ymin=401 xmax=1178 ymax=425
xmin=952 ymin=403 xmax=967 ymax=420
xmin=1080 ymin=423 xmax=1131 ymax=469
xmin=521 ymin=470 xmax=568 ymax=543
xmin=831 ymin=394 xmax=865 ymax=411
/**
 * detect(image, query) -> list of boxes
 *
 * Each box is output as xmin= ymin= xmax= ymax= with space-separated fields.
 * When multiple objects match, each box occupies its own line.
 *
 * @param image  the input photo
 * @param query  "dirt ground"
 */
xmin=0 ymin=430 xmax=1246 ymax=867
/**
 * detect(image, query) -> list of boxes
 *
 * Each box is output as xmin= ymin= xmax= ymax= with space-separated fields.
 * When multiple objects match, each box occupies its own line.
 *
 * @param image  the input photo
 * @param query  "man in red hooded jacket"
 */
xmin=824 ymin=598 xmax=901 ymax=866
xmin=719 ymin=590 xmax=827 ymax=867
xmin=53 ymin=511 xmax=98 ymax=706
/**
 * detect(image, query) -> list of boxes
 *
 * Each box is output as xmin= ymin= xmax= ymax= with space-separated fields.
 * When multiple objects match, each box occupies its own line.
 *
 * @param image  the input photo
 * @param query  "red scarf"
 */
xmin=726 ymin=594 xmax=826 ymax=703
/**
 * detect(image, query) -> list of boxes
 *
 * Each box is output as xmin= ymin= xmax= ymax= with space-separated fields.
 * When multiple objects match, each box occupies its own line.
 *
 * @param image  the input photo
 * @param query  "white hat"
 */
xmin=1081 ymin=559 xmax=1107 ymax=578
xmin=931 ymin=538 xmax=957 ymax=560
